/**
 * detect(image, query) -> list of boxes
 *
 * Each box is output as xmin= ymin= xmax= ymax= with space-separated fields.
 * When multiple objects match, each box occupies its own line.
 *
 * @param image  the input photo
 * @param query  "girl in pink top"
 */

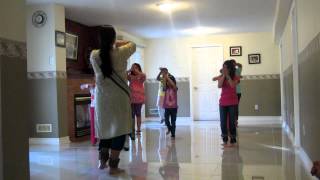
xmin=127 ymin=63 xmax=146 ymax=135
xmin=217 ymin=60 xmax=240 ymax=145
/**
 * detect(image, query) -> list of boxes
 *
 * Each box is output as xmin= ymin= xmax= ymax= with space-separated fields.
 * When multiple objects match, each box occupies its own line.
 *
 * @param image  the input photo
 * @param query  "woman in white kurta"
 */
xmin=90 ymin=26 xmax=136 ymax=175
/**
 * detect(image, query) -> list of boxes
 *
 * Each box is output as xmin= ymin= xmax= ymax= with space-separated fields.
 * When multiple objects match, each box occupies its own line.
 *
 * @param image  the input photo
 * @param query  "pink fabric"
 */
xmin=90 ymin=88 xmax=95 ymax=107
xmin=219 ymin=76 xmax=240 ymax=106
xmin=90 ymin=107 xmax=97 ymax=145
xmin=129 ymin=74 xmax=146 ymax=104
xmin=163 ymin=88 xmax=178 ymax=108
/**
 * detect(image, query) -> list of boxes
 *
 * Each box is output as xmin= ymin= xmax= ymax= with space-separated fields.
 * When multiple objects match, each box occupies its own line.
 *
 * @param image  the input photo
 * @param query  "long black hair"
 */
xmin=223 ymin=60 xmax=236 ymax=79
xmin=99 ymin=26 xmax=116 ymax=78
xmin=132 ymin=63 xmax=142 ymax=73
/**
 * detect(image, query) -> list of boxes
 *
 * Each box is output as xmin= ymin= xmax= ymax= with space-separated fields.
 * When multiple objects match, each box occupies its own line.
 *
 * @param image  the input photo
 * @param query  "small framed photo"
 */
xmin=55 ymin=31 xmax=66 ymax=47
xmin=230 ymin=46 xmax=242 ymax=56
xmin=66 ymin=33 xmax=78 ymax=60
xmin=248 ymin=54 xmax=261 ymax=64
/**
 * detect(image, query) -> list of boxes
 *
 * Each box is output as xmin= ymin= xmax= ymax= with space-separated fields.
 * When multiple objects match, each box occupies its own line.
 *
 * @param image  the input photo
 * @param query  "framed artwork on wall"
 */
xmin=230 ymin=46 xmax=242 ymax=56
xmin=55 ymin=31 xmax=66 ymax=47
xmin=248 ymin=54 xmax=261 ymax=64
xmin=66 ymin=33 xmax=78 ymax=60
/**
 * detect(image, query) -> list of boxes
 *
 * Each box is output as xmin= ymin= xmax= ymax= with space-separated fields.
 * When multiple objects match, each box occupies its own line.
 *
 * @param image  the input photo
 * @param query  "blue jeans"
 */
xmin=219 ymin=105 xmax=237 ymax=138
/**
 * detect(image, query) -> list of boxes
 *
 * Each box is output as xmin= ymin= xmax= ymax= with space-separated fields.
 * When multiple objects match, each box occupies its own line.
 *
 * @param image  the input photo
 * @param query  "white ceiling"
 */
xmin=26 ymin=0 xmax=278 ymax=39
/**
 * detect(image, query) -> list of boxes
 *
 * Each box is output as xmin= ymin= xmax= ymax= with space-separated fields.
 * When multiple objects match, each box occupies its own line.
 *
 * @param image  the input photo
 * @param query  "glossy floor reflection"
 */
xmin=30 ymin=121 xmax=314 ymax=180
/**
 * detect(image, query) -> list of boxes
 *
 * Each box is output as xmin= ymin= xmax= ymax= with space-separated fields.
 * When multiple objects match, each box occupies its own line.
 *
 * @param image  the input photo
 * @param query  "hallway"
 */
xmin=30 ymin=121 xmax=312 ymax=180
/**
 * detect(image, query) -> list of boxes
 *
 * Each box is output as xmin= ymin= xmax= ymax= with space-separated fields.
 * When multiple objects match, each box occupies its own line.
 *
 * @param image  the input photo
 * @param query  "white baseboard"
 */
xmin=145 ymin=116 xmax=282 ymax=126
xmin=238 ymin=116 xmax=282 ymax=126
xmin=144 ymin=117 xmax=192 ymax=121
xmin=29 ymin=136 xmax=70 ymax=145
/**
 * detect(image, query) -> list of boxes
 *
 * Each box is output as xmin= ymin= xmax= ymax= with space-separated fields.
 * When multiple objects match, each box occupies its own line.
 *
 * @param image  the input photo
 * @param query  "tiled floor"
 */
xmin=30 ymin=121 xmax=314 ymax=180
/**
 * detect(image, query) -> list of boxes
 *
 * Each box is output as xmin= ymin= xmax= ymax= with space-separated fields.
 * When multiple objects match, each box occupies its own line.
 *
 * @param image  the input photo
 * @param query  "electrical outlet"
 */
xmin=254 ymin=104 xmax=259 ymax=111
xmin=49 ymin=56 xmax=54 ymax=65
xmin=302 ymin=124 xmax=306 ymax=136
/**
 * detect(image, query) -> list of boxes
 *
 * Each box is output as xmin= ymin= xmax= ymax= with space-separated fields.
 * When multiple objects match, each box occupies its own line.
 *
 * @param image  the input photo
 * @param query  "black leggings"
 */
xmin=98 ymin=135 xmax=126 ymax=151
xmin=165 ymin=108 xmax=178 ymax=136
xmin=236 ymin=93 xmax=242 ymax=120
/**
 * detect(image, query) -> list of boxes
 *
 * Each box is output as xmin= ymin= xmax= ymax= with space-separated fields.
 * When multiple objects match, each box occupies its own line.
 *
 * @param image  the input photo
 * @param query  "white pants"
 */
xmin=158 ymin=106 xmax=165 ymax=120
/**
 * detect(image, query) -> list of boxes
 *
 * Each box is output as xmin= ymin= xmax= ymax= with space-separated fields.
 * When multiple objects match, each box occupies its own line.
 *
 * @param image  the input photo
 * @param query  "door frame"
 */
xmin=188 ymin=44 xmax=224 ymax=121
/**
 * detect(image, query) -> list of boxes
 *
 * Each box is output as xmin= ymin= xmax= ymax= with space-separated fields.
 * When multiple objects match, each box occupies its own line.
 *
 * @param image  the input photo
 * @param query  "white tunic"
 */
xmin=90 ymin=42 xmax=136 ymax=139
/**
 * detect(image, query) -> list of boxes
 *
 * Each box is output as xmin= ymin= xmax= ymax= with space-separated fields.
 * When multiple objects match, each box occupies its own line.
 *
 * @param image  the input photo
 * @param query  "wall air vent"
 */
xmin=36 ymin=124 xmax=52 ymax=133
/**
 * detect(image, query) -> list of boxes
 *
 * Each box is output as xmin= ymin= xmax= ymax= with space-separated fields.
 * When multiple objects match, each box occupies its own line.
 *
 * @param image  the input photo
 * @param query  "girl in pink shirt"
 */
xmin=218 ymin=60 xmax=240 ymax=145
xmin=127 ymin=63 xmax=146 ymax=134
xmin=80 ymin=83 xmax=97 ymax=145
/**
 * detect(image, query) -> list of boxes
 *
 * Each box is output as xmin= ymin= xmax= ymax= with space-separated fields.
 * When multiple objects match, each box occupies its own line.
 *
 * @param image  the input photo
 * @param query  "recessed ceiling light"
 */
xmin=181 ymin=27 xmax=223 ymax=35
xmin=148 ymin=1 xmax=190 ymax=14
xmin=156 ymin=1 xmax=177 ymax=13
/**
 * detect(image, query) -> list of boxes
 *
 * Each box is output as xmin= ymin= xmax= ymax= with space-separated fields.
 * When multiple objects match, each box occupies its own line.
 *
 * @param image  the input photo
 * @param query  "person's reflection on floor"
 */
xmin=128 ymin=136 xmax=148 ymax=180
xmin=221 ymin=146 xmax=244 ymax=180
xmin=159 ymin=141 xmax=180 ymax=180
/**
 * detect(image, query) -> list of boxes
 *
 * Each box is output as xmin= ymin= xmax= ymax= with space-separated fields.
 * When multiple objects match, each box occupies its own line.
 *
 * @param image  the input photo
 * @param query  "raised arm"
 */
xmin=165 ymin=75 xmax=177 ymax=90
xmin=129 ymin=72 xmax=146 ymax=82
xmin=225 ymin=75 xmax=239 ymax=88
xmin=212 ymin=74 xmax=223 ymax=81
xmin=156 ymin=70 xmax=162 ymax=81
xmin=138 ymin=72 xmax=146 ymax=82
xmin=116 ymin=41 xmax=136 ymax=61
xmin=218 ymin=75 xmax=225 ymax=88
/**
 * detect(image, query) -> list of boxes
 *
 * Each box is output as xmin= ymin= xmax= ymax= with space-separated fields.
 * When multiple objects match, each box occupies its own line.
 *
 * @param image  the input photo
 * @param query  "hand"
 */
xmin=311 ymin=161 xmax=320 ymax=177
xmin=80 ymin=84 xmax=89 ymax=90
xmin=163 ymin=73 xmax=169 ymax=79
xmin=115 ymin=40 xmax=129 ymax=47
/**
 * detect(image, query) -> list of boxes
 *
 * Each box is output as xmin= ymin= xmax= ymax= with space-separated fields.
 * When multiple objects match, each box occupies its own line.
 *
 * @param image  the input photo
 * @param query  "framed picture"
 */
xmin=230 ymin=46 xmax=242 ymax=56
xmin=66 ymin=33 xmax=78 ymax=60
xmin=55 ymin=31 xmax=65 ymax=47
xmin=248 ymin=54 xmax=261 ymax=64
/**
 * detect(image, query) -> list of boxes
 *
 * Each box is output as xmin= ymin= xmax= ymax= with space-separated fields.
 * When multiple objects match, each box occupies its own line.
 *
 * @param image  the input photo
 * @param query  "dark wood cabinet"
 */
xmin=65 ymin=19 xmax=100 ymax=78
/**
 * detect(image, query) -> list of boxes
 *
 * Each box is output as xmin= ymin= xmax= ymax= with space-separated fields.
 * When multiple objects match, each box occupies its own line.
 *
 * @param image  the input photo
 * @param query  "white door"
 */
xmin=191 ymin=46 xmax=223 ymax=121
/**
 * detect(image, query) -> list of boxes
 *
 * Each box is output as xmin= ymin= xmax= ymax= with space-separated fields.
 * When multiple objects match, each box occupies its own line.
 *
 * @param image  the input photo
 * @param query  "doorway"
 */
xmin=191 ymin=46 xmax=223 ymax=121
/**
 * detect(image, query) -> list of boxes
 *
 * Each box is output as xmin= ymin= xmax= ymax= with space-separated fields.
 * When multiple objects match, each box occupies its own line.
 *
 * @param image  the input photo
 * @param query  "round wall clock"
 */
xmin=32 ymin=10 xmax=47 ymax=28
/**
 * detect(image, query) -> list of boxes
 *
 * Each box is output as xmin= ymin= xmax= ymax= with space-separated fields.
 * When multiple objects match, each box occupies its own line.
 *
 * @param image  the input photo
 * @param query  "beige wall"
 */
xmin=273 ymin=0 xmax=293 ymax=43
xmin=27 ymin=4 xmax=66 ymax=72
xmin=297 ymin=0 xmax=320 ymax=52
xmin=145 ymin=32 xmax=281 ymax=117
xmin=145 ymin=32 xmax=280 ymax=78
xmin=0 ymin=0 xmax=29 ymax=179
xmin=0 ymin=0 xmax=26 ymax=42
xmin=54 ymin=4 xmax=66 ymax=72
xmin=118 ymin=30 xmax=146 ymax=47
